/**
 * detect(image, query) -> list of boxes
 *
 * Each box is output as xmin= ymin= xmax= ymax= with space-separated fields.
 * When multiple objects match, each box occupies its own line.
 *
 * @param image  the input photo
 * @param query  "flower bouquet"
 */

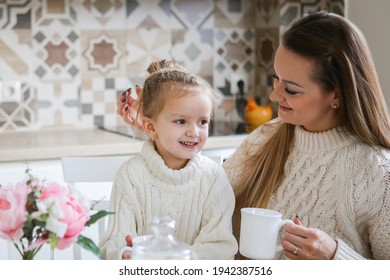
xmin=0 ymin=167 xmax=112 ymax=260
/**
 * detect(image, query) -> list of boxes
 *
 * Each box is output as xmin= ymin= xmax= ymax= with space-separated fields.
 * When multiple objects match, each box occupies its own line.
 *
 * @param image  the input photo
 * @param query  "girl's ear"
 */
xmin=142 ymin=116 xmax=156 ymax=139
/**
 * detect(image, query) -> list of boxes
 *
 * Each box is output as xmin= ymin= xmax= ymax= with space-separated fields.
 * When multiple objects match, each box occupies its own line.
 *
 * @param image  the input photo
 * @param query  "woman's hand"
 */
xmin=117 ymin=86 xmax=144 ymax=131
xmin=281 ymin=217 xmax=338 ymax=260
xmin=122 ymin=235 xmax=134 ymax=260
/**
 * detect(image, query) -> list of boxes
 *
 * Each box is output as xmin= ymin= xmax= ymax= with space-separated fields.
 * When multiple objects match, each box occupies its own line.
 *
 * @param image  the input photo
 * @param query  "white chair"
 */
xmin=206 ymin=155 xmax=223 ymax=165
xmin=61 ymin=155 xmax=130 ymax=259
xmin=61 ymin=155 xmax=130 ymax=184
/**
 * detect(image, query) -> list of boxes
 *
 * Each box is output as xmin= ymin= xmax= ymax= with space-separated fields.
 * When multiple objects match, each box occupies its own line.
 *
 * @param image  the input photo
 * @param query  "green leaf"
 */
xmin=77 ymin=235 xmax=104 ymax=260
xmin=49 ymin=232 xmax=59 ymax=250
xmin=23 ymin=219 xmax=34 ymax=236
xmin=85 ymin=210 xmax=114 ymax=227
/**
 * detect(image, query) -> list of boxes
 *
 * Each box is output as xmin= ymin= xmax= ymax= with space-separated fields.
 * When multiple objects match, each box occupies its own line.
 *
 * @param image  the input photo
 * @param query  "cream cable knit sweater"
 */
xmin=224 ymin=123 xmax=390 ymax=259
xmin=99 ymin=141 xmax=238 ymax=260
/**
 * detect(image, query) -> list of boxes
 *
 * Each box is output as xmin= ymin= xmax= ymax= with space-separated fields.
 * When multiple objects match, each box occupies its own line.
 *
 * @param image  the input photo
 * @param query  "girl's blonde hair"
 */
xmin=234 ymin=11 xmax=390 ymax=221
xmin=138 ymin=59 xmax=220 ymax=120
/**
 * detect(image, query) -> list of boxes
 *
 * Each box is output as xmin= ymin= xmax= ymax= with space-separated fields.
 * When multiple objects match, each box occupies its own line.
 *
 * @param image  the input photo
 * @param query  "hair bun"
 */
xmin=146 ymin=59 xmax=187 ymax=74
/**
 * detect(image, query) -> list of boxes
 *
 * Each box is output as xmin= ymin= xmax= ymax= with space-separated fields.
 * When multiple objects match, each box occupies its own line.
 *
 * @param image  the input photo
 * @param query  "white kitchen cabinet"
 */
xmin=0 ymin=159 xmax=64 ymax=185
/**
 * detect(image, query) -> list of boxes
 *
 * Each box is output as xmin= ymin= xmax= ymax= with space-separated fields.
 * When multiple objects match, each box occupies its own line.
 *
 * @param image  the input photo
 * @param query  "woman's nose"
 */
xmin=269 ymin=85 xmax=283 ymax=103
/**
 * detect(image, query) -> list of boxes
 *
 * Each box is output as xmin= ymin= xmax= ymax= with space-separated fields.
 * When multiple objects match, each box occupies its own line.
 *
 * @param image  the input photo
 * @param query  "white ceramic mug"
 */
xmin=239 ymin=208 xmax=293 ymax=259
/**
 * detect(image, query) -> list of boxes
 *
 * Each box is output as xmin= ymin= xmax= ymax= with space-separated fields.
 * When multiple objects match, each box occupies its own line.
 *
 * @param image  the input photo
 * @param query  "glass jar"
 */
xmin=132 ymin=216 xmax=193 ymax=260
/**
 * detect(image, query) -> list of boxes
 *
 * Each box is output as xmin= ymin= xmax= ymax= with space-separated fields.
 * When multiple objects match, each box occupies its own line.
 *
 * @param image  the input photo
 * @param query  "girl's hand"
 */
xmin=281 ymin=222 xmax=337 ymax=260
xmin=116 ymin=86 xmax=144 ymax=131
xmin=122 ymin=235 xmax=134 ymax=260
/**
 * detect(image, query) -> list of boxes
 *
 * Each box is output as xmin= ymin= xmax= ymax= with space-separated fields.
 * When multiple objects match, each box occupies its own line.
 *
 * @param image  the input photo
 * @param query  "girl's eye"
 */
xmin=200 ymin=120 xmax=208 ymax=125
xmin=175 ymin=119 xmax=185 ymax=125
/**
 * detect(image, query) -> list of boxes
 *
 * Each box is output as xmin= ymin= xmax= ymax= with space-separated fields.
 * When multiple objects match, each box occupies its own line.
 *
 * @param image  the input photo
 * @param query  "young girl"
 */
xmin=99 ymin=60 xmax=238 ymax=260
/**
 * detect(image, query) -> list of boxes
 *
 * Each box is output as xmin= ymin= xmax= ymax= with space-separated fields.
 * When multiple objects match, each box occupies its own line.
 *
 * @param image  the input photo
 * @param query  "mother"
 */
xmin=117 ymin=11 xmax=390 ymax=259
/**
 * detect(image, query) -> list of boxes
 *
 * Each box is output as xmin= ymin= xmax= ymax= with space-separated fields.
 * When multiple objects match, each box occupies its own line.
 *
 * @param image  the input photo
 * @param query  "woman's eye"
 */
xmin=272 ymin=74 xmax=279 ymax=89
xmin=285 ymin=88 xmax=298 ymax=95
xmin=200 ymin=120 xmax=208 ymax=125
xmin=273 ymin=73 xmax=299 ymax=95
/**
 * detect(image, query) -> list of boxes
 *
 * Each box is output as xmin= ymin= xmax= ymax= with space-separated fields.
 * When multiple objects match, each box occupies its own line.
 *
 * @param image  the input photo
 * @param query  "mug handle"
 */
xmin=276 ymin=219 xmax=294 ymax=252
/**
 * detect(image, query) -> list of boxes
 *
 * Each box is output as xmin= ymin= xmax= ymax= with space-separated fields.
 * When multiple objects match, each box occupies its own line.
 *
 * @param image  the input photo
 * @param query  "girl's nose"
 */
xmin=185 ymin=124 xmax=199 ymax=138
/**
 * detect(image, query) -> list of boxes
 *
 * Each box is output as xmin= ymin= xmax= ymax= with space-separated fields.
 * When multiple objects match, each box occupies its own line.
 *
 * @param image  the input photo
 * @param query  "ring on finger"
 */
xmin=293 ymin=246 xmax=299 ymax=255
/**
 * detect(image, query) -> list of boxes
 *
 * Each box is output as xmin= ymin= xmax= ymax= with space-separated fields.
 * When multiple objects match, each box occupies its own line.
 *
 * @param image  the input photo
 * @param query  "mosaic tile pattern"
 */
xmin=0 ymin=82 xmax=34 ymax=131
xmin=0 ymin=0 xmax=32 ymax=29
xmin=171 ymin=0 xmax=214 ymax=29
xmin=126 ymin=0 xmax=171 ymax=29
xmin=0 ymin=29 xmax=32 ymax=80
xmin=125 ymin=29 xmax=172 ymax=77
xmin=0 ymin=0 xmax=344 ymax=132
xmin=255 ymin=0 xmax=281 ymax=27
xmin=213 ymin=28 xmax=256 ymax=95
xmin=81 ymin=30 xmax=127 ymax=78
xmin=84 ymin=33 xmax=122 ymax=75
xmin=79 ymin=77 xmax=131 ymax=128
xmin=172 ymin=29 xmax=214 ymax=75
xmin=32 ymin=27 xmax=80 ymax=81
xmin=78 ymin=0 xmax=125 ymax=29
xmin=33 ymin=0 xmax=77 ymax=27
xmin=255 ymin=27 xmax=279 ymax=98
xmin=215 ymin=0 xmax=256 ymax=28
xmin=281 ymin=0 xmax=345 ymax=29
xmin=33 ymin=79 xmax=81 ymax=129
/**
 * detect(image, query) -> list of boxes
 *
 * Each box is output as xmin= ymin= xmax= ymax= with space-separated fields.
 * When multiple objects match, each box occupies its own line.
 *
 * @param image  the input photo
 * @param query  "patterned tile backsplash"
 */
xmin=0 ymin=0 xmax=343 ymax=132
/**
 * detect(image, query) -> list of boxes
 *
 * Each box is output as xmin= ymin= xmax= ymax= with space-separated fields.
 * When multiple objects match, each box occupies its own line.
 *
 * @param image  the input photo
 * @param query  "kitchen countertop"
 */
xmin=0 ymin=128 xmax=246 ymax=163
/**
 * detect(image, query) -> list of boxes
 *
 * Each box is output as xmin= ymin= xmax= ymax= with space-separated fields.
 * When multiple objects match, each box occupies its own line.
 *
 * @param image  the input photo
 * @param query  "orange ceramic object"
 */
xmin=244 ymin=97 xmax=273 ymax=131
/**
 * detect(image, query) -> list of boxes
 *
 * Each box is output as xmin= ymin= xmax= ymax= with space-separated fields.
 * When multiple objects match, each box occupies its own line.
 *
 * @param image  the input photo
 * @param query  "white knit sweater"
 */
xmin=99 ymin=141 xmax=238 ymax=260
xmin=224 ymin=122 xmax=390 ymax=259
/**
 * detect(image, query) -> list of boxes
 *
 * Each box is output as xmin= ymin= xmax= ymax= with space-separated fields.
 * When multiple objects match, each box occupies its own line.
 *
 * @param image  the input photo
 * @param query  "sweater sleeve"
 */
xmin=334 ymin=149 xmax=390 ymax=260
xmin=190 ymin=165 xmax=238 ymax=259
xmin=362 ymin=151 xmax=390 ymax=259
xmin=333 ymin=239 xmax=366 ymax=259
xmin=98 ymin=163 xmax=139 ymax=260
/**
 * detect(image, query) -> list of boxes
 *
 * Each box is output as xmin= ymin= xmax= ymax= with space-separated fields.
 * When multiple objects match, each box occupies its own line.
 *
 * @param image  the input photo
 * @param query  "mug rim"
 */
xmin=241 ymin=207 xmax=282 ymax=218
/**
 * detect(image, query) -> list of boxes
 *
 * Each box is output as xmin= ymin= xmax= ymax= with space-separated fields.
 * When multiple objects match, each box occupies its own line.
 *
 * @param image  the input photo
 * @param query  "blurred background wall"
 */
xmin=0 ymin=0 xmax=344 ymax=132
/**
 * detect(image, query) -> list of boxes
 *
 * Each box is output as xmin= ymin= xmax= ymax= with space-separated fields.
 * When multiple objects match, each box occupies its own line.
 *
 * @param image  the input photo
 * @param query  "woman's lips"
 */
xmin=278 ymin=104 xmax=292 ymax=112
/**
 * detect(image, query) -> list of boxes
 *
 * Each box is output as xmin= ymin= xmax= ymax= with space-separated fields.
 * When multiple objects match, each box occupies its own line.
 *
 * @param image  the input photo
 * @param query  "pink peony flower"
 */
xmin=57 ymin=235 xmax=78 ymax=250
xmin=57 ymin=194 xmax=90 ymax=249
xmin=0 ymin=181 xmax=29 ymax=241
xmin=40 ymin=182 xmax=66 ymax=200
xmin=1 ymin=169 xmax=108 ymax=260
xmin=40 ymin=183 xmax=90 ymax=249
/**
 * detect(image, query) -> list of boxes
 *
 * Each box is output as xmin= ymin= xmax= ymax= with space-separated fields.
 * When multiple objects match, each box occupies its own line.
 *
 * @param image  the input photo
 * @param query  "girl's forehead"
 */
xmin=164 ymin=86 xmax=210 ymax=99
